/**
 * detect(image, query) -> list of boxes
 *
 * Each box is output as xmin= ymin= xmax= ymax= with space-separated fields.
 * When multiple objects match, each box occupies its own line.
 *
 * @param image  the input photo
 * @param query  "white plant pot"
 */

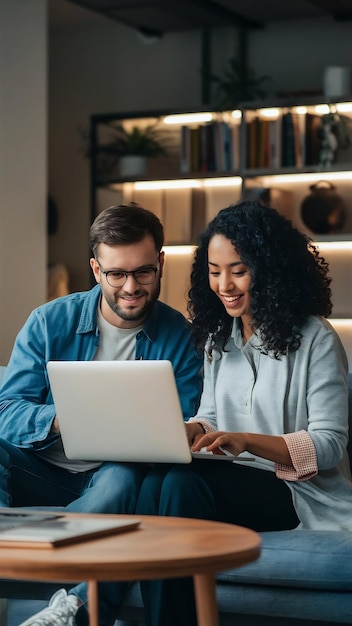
xmin=119 ymin=155 xmax=147 ymax=177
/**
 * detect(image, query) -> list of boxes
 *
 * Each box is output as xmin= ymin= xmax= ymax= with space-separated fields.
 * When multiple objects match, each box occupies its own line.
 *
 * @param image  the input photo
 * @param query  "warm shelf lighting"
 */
xmin=134 ymin=179 xmax=202 ymax=190
xmin=231 ymin=110 xmax=242 ymax=120
xmin=315 ymin=104 xmax=330 ymax=114
xmin=134 ymin=177 xmax=242 ymax=191
xmin=203 ymin=177 xmax=242 ymax=188
xmin=163 ymin=113 xmax=213 ymax=125
xmin=263 ymin=172 xmax=352 ymax=185
xmin=310 ymin=103 xmax=352 ymax=114
xmin=164 ymin=243 xmax=352 ymax=256
xmin=329 ymin=319 xmax=352 ymax=329
xmin=315 ymin=241 xmax=352 ymax=250
xmin=163 ymin=245 xmax=196 ymax=255
xmin=259 ymin=108 xmax=280 ymax=119
xmin=293 ymin=106 xmax=307 ymax=115
xmin=336 ymin=102 xmax=352 ymax=113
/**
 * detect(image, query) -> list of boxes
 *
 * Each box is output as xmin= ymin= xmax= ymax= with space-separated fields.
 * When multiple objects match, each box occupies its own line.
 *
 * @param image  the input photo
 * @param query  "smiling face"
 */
xmin=208 ymin=234 xmax=253 ymax=340
xmin=90 ymin=235 xmax=164 ymax=328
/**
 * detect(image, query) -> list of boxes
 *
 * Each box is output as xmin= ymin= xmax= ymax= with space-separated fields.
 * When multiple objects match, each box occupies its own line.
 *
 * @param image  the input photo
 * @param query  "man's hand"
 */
xmin=50 ymin=416 xmax=60 ymax=434
xmin=185 ymin=422 xmax=206 ymax=447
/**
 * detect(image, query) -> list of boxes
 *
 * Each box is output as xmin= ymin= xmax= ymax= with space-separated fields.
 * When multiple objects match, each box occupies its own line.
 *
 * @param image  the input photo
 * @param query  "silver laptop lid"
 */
xmin=47 ymin=360 xmax=192 ymax=464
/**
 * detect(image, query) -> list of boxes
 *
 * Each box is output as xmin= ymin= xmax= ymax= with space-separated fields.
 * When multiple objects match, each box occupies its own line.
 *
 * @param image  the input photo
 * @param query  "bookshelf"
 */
xmin=241 ymin=98 xmax=352 ymax=239
xmin=90 ymin=109 xmax=243 ymax=245
xmin=90 ymin=98 xmax=352 ymax=244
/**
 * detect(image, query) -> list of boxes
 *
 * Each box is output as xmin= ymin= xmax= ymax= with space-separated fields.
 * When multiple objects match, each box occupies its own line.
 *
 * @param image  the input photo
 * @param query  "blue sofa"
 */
xmin=0 ymin=374 xmax=352 ymax=626
xmin=113 ymin=374 xmax=352 ymax=625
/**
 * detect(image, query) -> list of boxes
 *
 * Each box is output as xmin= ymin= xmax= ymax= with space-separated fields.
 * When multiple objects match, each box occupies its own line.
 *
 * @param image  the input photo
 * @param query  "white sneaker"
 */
xmin=19 ymin=589 xmax=80 ymax=626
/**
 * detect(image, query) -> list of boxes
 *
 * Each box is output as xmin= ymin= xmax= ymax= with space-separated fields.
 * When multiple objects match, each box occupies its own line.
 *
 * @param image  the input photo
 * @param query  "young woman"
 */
xmin=136 ymin=201 xmax=352 ymax=626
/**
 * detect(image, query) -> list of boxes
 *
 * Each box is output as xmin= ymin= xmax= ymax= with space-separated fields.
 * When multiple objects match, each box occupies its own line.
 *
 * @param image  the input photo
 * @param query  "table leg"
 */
xmin=87 ymin=580 xmax=99 ymax=626
xmin=193 ymin=572 xmax=219 ymax=626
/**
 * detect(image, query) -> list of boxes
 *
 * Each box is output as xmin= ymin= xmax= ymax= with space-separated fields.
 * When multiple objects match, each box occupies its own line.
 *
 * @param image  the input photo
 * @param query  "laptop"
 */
xmin=47 ymin=360 xmax=254 ymax=465
xmin=0 ymin=507 xmax=140 ymax=548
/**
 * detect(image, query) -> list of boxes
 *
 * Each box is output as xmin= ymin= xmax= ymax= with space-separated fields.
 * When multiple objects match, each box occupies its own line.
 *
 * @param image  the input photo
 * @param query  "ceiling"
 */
xmin=57 ymin=0 xmax=352 ymax=35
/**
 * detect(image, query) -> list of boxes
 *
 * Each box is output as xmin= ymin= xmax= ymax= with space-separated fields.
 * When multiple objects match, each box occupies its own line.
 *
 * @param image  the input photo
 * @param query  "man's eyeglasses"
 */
xmin=97 ymin=260 xmax=160 ymax=288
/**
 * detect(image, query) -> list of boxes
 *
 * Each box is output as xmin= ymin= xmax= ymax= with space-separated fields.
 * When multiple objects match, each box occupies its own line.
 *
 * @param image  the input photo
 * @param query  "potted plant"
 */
xmin=111 ymin=122 xmax=169 ymax=177
xmin=211 ymin=56 xmax=270 ymax=109
xmin=79 ymin=122 xmax=169 ymax=179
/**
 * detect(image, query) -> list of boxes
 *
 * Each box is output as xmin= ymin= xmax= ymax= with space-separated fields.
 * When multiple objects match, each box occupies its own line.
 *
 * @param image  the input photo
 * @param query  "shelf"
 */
xmin=90 ymin=101 xmax=352 ymax=244
xmin=239 ymin=95 xmax=352 ymax=110
xmin=242 ymin=164 xmax=352 ymax=179
xmin=97 ymin=171 xmax=242 ymax=187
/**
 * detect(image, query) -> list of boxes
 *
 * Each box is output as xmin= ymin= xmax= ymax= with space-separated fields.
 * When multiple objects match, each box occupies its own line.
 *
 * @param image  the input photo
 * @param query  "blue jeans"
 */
xmin=0 ymin=438 xmax=149 ymax=625
xmin=135 ymin=459 xmax=300 ymax=626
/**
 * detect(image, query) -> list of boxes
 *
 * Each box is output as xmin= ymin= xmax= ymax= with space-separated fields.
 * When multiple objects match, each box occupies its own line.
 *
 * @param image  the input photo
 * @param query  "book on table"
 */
xmin=0 ymin=508 xmax=140 ymax=548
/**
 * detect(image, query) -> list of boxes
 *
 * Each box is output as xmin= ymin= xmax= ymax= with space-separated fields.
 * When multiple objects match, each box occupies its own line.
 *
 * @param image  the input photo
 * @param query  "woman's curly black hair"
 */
xmin=187 ymin=201 xmax=332 ymax=358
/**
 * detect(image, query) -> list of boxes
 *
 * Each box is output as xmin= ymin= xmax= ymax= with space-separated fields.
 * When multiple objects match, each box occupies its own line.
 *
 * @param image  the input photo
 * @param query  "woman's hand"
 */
xmin=191 ymin=431 xmax=247 ymax=456
xmin=191 ymin=430 xmax=293 ymax=465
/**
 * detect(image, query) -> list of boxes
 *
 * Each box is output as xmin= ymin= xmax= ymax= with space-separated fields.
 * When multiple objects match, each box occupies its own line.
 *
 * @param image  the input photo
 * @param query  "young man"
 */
xmin=0 ymin=203 xmax=203 ymax=626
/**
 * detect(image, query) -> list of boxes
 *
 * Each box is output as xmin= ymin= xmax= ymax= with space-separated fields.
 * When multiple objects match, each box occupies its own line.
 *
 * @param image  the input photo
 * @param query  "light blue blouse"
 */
xmin=194 ymin=315 xmax=352 ymax=530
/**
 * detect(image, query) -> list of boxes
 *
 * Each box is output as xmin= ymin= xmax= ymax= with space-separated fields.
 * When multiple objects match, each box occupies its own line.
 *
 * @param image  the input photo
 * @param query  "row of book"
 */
xmin=245 ymin=111 xmax=323 ymax=169
xmin=179 ymin=112 xmax=324 ymax=174
xmin=180 ymin=121 xmax=240 ymax=174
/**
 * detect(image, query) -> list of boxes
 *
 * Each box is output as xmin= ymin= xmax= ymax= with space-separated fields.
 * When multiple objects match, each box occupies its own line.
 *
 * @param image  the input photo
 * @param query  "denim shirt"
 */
xmin=0 ymin=285 xmax=203 ymax=449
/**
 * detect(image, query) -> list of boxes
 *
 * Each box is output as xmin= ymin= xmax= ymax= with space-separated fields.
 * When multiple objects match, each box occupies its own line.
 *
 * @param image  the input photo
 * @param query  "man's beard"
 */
xmin=104 ymin=283 xmax=160 ymax=322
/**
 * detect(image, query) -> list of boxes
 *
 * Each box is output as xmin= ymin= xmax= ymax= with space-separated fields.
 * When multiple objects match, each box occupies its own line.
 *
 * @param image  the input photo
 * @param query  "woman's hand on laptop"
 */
xmin=191 ymin=431 xmax=239 ymax=456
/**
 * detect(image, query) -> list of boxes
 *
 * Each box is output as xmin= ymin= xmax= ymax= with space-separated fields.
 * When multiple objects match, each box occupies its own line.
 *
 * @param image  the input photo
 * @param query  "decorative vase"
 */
xmin=300 ymin=180 xmax=346 ymax=234
xmin=119 ymin=155 xmax=147 ymax=177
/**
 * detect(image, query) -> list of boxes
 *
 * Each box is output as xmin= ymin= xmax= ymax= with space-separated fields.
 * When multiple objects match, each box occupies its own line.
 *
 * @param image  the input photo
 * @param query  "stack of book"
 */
xmin=180 ymin=121 xmax=240 ymax=174
xmin=245 ymin=111 xmax=322 ymax=170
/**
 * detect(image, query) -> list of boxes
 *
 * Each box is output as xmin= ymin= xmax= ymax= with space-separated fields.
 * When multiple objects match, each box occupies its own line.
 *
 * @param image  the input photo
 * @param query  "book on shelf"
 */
xmin=212 ymin=122 xmax=222 ymax=172
xmin=257 ymin=118 xmax=270 ymax=168
xmin=305 ymin=113 xmax=322 ymax=166
xmin=281 ymin=112 xmax=296 ymax=167
xmin=179 ymin=120 xmax=238 ymax=175
xmin=199 ymin=124 xmax=208 ymax=173
xmin=180 ymin=125 xmax=191 ymax=174
xmin=268 ymin=116 xmax=282 ymax=169
xmin=205 ymin=122 xmax=217 ymax=172
xmin=220 ymin=120 xmax=235 ymax=172
xmin=231 ymin=123 xmax=240 ymax=170
xmin=245 ymin=109 xmax=317 ymax=170
xmin=178 ymin=107 xmax=324 ymax=175
xmin=246 ymin=116 xmax=272 ymax=169
xmin=246 ymin=117 xmax=258 ymax=168
xmin=292 ymin=112 xmax=306 ymax=168
xmin=190 ymin=126 xmax=201 ymax=172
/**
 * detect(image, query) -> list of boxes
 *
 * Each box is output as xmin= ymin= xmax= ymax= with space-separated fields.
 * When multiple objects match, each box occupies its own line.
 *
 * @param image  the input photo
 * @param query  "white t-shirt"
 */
xmin=39 ymin=304 xmax=143 ymax=472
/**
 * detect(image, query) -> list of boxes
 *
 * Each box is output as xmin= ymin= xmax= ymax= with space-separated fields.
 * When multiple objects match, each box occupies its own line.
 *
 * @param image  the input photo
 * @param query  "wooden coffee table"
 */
xmin=0 ymin=514 xmax=261 ymax=626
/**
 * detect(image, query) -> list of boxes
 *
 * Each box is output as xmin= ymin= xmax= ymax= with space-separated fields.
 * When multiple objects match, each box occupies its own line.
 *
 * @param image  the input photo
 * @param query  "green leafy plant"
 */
xmin=211 ymin=57 xmax=270 ymax=109
xmin=107 ymin=123 xmax=169 ymax=157
xmin=78 ymin=122 xmax=169 ymax=178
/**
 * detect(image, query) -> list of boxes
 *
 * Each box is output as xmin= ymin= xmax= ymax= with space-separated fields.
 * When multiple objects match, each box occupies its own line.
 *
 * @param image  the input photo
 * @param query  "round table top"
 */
xmin=0 ymin=514 xmax=261 ymax=582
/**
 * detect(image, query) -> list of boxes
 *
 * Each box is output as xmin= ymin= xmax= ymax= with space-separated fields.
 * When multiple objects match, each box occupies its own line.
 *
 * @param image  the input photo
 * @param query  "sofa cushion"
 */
xmin=347 ymin=373 xmax=352 ymax=463
xmin=217 ymin=530 xmax=352 ymax=590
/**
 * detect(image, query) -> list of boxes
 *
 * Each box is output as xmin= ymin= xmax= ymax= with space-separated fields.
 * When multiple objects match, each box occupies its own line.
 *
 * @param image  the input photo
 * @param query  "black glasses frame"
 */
xmin=97 ymin=260 xmax=160 ymax=288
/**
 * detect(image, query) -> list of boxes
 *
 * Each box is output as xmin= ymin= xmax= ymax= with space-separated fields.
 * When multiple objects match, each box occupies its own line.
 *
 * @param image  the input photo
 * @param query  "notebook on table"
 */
xmin=0 ymin=507 xmax=140 ymax=548
xmin=47 ymin=360 xmax=254 ymax=465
